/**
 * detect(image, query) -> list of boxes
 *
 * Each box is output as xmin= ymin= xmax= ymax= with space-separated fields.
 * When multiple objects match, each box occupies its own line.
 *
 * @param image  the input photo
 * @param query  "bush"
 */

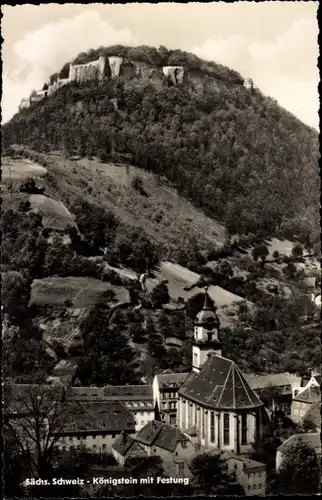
xmin=151 ymin=281 xmax=170 ymax=307
xmin=131 ymin=175 xmax=148 ymax=196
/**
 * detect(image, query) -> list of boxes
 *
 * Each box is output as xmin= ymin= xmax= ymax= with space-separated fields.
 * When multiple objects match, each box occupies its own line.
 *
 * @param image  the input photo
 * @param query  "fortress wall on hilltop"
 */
xmin=162 ymin=66 xmax=185 ymax=84
xmin=69 ymin=56 xmax=106 ymax=83
xmin=18 ymin=53 xmax=251 ymax=113
xmin=108 ymin=56 xmax=124 ymax=78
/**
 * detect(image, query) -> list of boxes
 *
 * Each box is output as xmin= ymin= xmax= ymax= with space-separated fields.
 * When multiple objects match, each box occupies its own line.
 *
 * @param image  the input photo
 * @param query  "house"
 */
xmin=218 ymin=450 xmax=266 ymax=496
xmin=103 ymin=386 xmax=155 ymax=431
xmin=130 ymin=420 xmax=194 ymax=477
xmin=112 ymin=432 xmax=146 ymax=465
xmin=54 ymin=401 xmax=135 ymax=454
xmin=244 ymin=373 xmax=302 ymax=417
xmin=66 ymin=385 xmax=155 ymax=431
xmin=276 ymin=432 xmax=321 ymax=470
xmin=152 ymin=372 xmax=189 ymax=426
xmin=177 ymin=291 xmax=269 ymax=454
xmin=291 ymin=385 xmax=320 ymax=423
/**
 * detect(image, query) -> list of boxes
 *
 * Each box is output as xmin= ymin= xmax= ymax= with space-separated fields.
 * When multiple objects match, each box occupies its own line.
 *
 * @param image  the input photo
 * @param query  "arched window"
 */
xmin=241 ymin=414 xmax=247 ymax=445
xmin=223 ymin=413 xmax=230 ymax=445
xmin=210 ymin=412 xmax=215 ymax=442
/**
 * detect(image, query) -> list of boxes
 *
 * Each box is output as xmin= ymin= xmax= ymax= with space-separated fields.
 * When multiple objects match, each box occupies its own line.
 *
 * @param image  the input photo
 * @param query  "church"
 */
xmin=177 ymin=290 xmax=269 ymax=454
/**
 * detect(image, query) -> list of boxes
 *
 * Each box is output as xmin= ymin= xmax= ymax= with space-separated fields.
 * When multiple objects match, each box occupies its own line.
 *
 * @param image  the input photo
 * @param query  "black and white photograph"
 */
xmin=1 ymin=2 xmax=320 ymax=497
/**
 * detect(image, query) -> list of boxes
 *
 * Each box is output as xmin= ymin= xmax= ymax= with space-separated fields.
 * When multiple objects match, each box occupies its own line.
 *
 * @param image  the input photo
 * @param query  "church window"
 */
xmin=223 ymin=413 xmax=230 ymax=445
xmin=202 ymin=410 xmax=206 ymax=439
xmin=241 ymin=414 xmax=247 ymax=445
xmin=210 ymin=412 xmax=215 ymax=442
xmin=193 ymin=353 xmax=198 ymax=366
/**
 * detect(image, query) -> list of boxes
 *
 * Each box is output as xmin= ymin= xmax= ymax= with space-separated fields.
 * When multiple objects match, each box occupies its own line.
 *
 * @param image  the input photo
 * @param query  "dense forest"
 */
xmin=3 ymin=45 xmax=320 ymax=250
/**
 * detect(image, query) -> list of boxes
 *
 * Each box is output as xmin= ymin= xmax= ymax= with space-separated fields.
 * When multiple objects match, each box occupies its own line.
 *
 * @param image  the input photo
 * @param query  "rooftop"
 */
xmin=112 ymin=431 xmax=136 ymax=456
xmin=294 ymin=386 xmax=320 ymax=404
xmin=277 ymin=432 xmax=321 ymax=455
xmin=302 ymin=402 xmax=321 ymax=429
xmin=179 ymin=354 xmax=263 ymax=410
xmin=103 ymin=385 xmax=153 ymax=400
xmin=134 ymin=420 xmax=189 ymax=452
xmin=58 ymin=401 xmax=135 ymax=434
xmin=195 ymin=292 xmax=220 ymax=327
xmin=156 ymin=372 xmax=189 ymax=389
xmin=217 ymin=450 xmax=266 ymax=470
xmin=65 ymin=385 xmax=153 ymax=402
xmin=244 ymin=373 xmax=301 ymax=392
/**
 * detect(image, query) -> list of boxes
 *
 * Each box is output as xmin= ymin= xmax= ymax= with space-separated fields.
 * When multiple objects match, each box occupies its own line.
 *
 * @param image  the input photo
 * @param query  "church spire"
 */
xmin=192 ymin=287 xmax=222 ymax=372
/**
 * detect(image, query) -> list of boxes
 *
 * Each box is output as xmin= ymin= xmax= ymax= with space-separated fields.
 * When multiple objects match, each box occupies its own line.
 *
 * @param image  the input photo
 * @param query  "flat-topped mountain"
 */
xmin=3 ymin=45 xmax=319 ymax=250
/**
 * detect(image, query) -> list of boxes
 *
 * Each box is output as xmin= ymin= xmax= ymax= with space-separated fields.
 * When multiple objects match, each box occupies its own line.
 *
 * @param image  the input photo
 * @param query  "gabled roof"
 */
xmin=244 ymin=373 xmax=301 ymax=392
xmin=303 ymin=402 xmax=321 ymax=429
xmin=294 ymin=386 xmax=320 ymax=404
xmin=277 ymin=432 xmax=321 ymax=455
xmin=218 ymin=450 xmax=266 ymax=470
xmin=134 ymin=420 xmax=189 ymax=452
xmin=179 ymin=354 xmax=263 ymax=410
xmin=112 ymin=432 xmax=136 ymax=455
xmin=65 ymin=385 xmax=153 ymax=402
xmin=103 ymin=385 xmax=153 ymax=400
xmin=60 ymin=401 xmax=135 ymax=434
xmin=66 ymin=387 xmax=105 ymax=401
xmin=156 ymin=372 xmax=189 ymax=389
xmin=313 ymin=375 xmax=321 ymax=385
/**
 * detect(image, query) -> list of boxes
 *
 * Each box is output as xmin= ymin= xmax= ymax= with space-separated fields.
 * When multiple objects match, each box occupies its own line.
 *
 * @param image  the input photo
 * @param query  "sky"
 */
xmin=2 ymin=2 xmax=319 ymax=129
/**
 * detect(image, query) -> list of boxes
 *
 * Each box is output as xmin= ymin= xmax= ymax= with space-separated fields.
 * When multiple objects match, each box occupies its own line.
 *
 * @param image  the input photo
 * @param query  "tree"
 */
xmin=4 ymin=384 xmax=72 ymax=480
xmin=292 ymin=243 xmax=304 ymax=260
xmin=1 ymin=271 xmax=31 ymax=325
xmin=252 ymin=244 xmax=269 ymax=265
xmin=131 ymin=175 xmax=147 ymax=196
xmin=151 ymin=281 xmax=170 ymax=307
xmin=190 ymin=452 xmax=246 ymax=495
xmin=272 ymin=250 xmax=280 ymax=260
xmin=270 ymin=439 xmax=321 ymax=495
xmin=77 ymin=303 xmax=141 ymax=385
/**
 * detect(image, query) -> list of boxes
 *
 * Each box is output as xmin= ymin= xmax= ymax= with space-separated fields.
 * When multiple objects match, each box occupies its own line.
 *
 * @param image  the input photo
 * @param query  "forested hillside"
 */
xmin=3 ymin=45 xmax=320 ymax=251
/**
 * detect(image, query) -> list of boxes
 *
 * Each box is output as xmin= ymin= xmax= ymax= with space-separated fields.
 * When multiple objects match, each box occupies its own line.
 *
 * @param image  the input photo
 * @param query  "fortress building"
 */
xmin=19 ymin=51 xmax=251 ymax=114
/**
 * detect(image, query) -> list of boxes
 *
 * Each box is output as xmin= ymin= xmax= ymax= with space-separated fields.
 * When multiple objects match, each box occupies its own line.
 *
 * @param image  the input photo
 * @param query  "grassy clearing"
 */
xmin=1 ymin=158 xmax=47 ymax=179
xmin=44 ymin=154 xmax=226 ymax=251
xmin=30 ymin=276 xmax=130 ymax=308
xmin=28 ymin=194 xmax=76 ymax=230
xmin=146 ymin=261 xmax=247 ymax=306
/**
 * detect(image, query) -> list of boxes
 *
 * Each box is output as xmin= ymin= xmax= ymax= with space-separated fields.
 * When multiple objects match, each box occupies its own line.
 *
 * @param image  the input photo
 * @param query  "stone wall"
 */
xmin=19 ymin=53 xmax=246 ymax=115
xmin=162 ymin=66 xmax=185 ymax=84
xmin=108 ymin=56 xmax=124 ymax=78
xmin=69 ymin=55 xmax=105 ymax=83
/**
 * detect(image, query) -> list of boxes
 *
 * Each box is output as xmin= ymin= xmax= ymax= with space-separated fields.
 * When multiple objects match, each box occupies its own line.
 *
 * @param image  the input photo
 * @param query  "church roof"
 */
xmin=178 ymin=354 xmax=263 ymax=410
xmin=195 ymin=293 xmax=219 ymax=326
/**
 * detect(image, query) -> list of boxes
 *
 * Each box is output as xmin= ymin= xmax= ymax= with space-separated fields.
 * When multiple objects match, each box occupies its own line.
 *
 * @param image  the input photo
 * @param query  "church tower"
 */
xmin=192 ymin=288 xmax=222 ymax=373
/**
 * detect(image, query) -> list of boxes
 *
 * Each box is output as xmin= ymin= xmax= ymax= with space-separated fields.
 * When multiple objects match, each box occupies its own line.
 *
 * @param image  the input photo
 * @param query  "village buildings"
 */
xmin=113 ymin=420 xmax=194 ymax=477
xmin=276 ymin=432 xmax=321 ymax=470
